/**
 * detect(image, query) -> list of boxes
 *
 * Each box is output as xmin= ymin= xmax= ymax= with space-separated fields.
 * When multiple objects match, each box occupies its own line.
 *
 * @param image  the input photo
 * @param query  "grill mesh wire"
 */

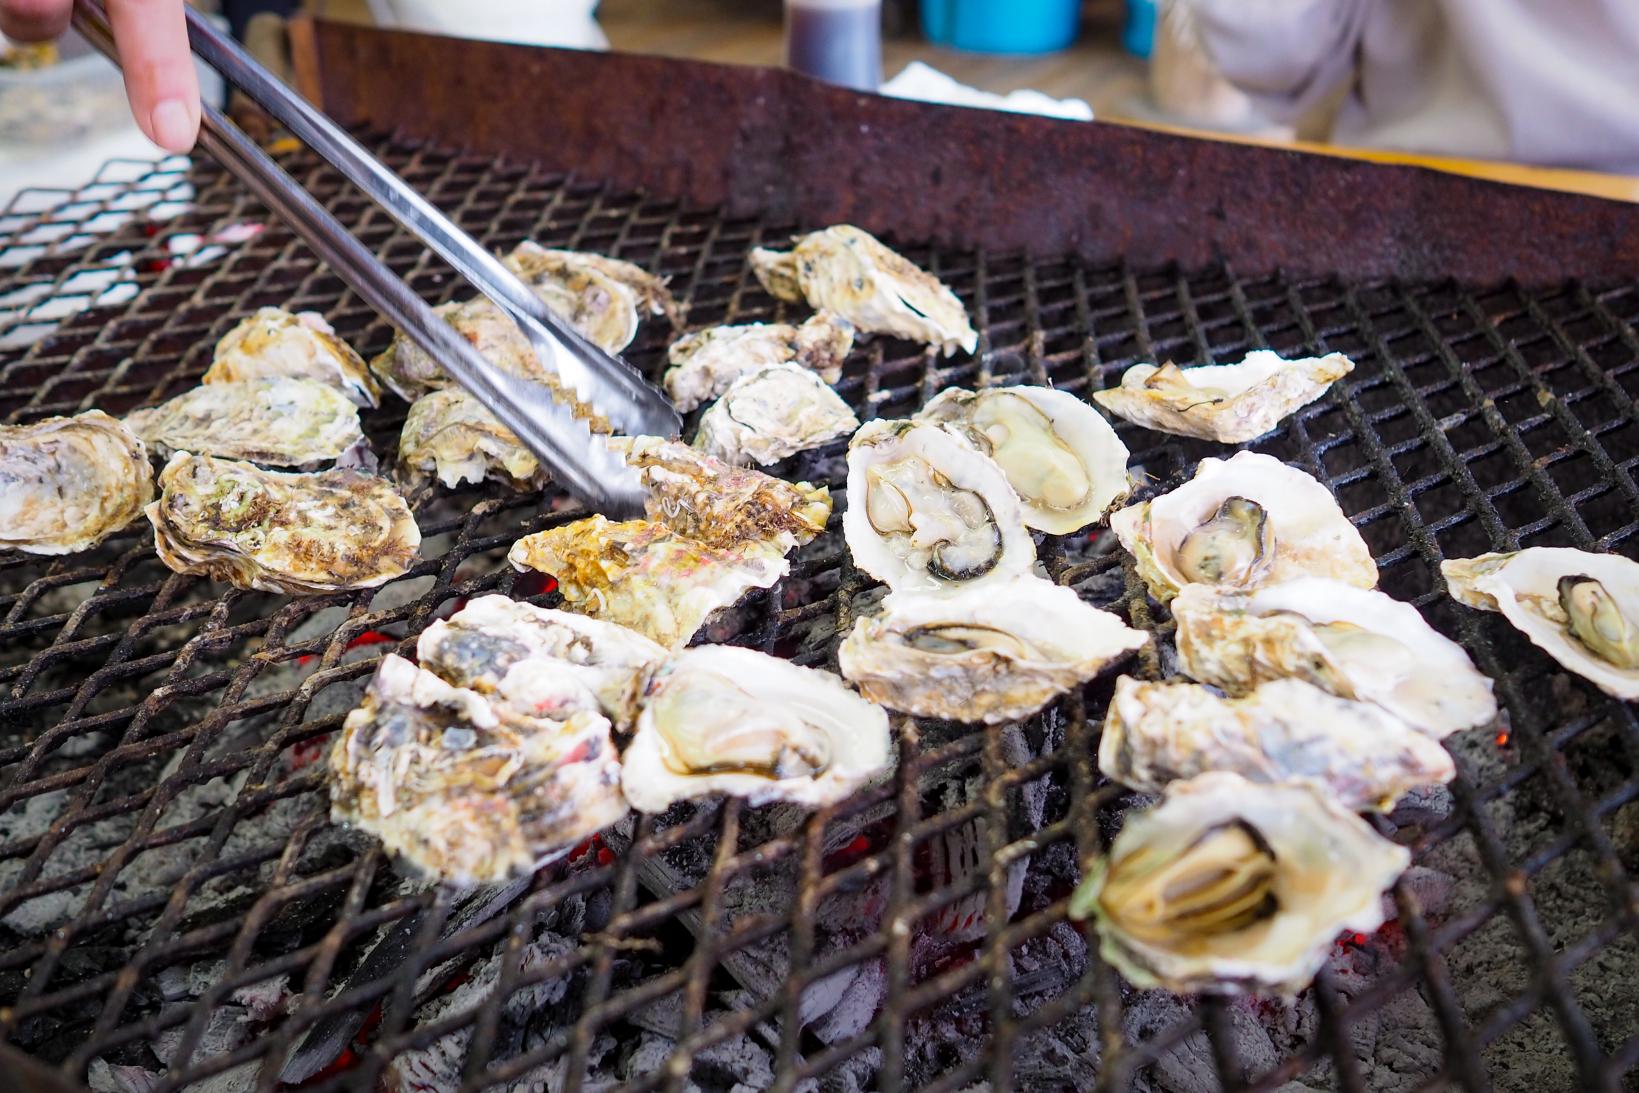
xmin=0 ymin=136 xmax=1637 ymax=1093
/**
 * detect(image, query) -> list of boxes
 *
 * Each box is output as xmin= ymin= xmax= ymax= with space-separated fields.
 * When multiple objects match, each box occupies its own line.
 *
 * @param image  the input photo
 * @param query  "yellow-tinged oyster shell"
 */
xmin=146 ymin=452 xmax=420 ymax=593
xmin=397 ymin=387 xmax=546 ymax=491
xmin=503 ymin=241 xmax=679 ymax=341
xmin=750 ymin=226 xmax=977 ymax=356
xmin=125 ymin=377 xmax=364 ymax=469
xmin=1094 ymin=351 xmax=1354 ymax=444
xmin=693 ymin=363 xmax=860 ymax=467
xmin=0 ymin=410 xmax=152 ymax=555
xmin=204 ymin=307 xmax=379 ymax=408
xmin=663 ymin=312 xmax=855 ymax=411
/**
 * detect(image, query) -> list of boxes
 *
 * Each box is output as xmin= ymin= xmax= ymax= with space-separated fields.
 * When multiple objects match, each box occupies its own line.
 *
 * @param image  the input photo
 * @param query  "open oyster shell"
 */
xmin=125 ymin=378 xmax=364 ymax=469
xmin=1111 ymin=451 xmax=1376 ymax=602
xmin=329 ymin=654 xmax=627 ymax=886
xmin=1068 ymin=771 xmax=1410 ymax=995
xmin=750 ymin=226 xmax=977 ymax=356
xmin=664 ymin=312 xmax=854 ymax=412
xmin=146 ymin=452 xmax=420 ymax=593
xmin=1098 ymin=676 xmax=1454 ymax=812
xmin=1443 ymin=547 xmax=1639 ymax=699
xmin=622 ymin=645 xmax=892 ymax=812
xmin=694 ymin=363 xmax=860 ymax=467
xmin=1094 ymin=350 xmax=1354 ymax=443
xmin=838 ymin=577 xmax=1147 ymax=723
xmin=204 ymin=307 xmax=379 ymax=408
xmin=845 ymin=419 xmax=1035 ymax=595
xmin=0 ymin=410 xmax=152 ymax=555
xmin=504 ymin=241 xmax=679 ymax=338
xmin=914 ymin=385 xmax=1131 ymax=534
xmin=397 ymin=387 xmax=546 ymax=491
xmin=1173 ymin=578 xmax=1496 ymax=738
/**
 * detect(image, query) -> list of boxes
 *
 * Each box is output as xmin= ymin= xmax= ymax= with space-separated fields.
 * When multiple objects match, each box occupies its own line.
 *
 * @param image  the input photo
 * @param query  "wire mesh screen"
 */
xmin=1 ymin=135 xmax=1637 ymax=1093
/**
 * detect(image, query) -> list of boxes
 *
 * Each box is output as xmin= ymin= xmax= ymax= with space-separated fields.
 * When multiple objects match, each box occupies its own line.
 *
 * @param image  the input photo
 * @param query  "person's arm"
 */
xmin=1 ymin=0 xmax=200 ymax=151
xmin=1182 ymin=0 xmax=1373 ymax=122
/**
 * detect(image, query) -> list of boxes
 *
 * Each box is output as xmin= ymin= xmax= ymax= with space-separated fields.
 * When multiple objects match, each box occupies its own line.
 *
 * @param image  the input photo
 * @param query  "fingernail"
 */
xmin=150 ymin=99 xmax=195 ymax=152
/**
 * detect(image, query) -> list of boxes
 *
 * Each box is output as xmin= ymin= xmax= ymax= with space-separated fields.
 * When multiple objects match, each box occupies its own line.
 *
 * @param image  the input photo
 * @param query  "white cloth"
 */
xmin=882 ymin=62 xmax=1094 ymax=121
xmin=368 ymin=0 xmax=609 ymax=51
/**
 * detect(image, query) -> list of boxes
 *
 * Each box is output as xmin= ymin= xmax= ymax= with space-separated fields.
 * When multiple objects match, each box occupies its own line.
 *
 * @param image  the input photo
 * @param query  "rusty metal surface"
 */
xmin=286 ymin=19 xmax=1639 ymax=289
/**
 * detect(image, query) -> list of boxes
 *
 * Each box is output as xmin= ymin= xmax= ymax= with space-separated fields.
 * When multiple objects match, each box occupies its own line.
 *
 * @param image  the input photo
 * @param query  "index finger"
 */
xmin=105 ymin=0 xmax=200 ymax=153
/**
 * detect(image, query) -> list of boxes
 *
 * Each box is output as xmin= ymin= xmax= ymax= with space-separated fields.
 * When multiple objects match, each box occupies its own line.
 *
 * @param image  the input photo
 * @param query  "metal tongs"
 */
xmin=70 ymin=1 xmax=680 ymax=518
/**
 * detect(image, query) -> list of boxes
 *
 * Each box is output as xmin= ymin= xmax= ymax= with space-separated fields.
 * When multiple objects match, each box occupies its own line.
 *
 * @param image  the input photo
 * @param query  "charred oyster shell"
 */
xmin=204 ymin=307 xmax=379 ymax=408
xmin=0 ymin=410 xmax=152 ymax=555
xmin=1094 ymin=350 xmax=1354 ymax=443
xmin=397 ymin=387 xmax=546 ymax=491
xmin=693 ymin=363 xmax=860 ymax=467
xmin=125 ymin=377 xmax=364 ymax=469
xmin=664 ymin=312 xmax=854 ymax=412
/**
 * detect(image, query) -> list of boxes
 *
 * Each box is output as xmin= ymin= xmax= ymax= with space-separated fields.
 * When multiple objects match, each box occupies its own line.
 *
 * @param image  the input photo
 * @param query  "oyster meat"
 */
xmin=1172 ymin=578 xmax=1496 ymax=738
xmin=146 ymin=452 xmax=420 ymax=593
xmin=750 ymin=226 xmax=978 ymax=356
xmin=694 ymin=363 xmax=860 ymax=466
xmin=329 ymin=654 xmax=627 ymax=886
xmin=1443 ymin=547 xmax=1639 ymax=699
xmin=204 ymin=307 xmax=379 ymax=408
xmin=1094 ymin=350 xmax=1355 ymax=444
xmin=509 ymin=515 xmax=792 ymax=649
xmin=845 ymin=419 xmax=1035 ymax=594
xmin=914 ymin=385 xmax=1131 ymax=533
xmin=504 ymin=241 xmax=679 ymax=342
xmin=664 ymin=312 xmax=854 ymax=411
xmin=622 ymin=645 xmax=892 ymax=812
xmin=1068 ymin=771 xmax=1410 ymax=995
xmin=1098 ymin=676 xmax=1454 ymax=811
xmin=1111 ymin=451 xmax=1376 ymax=602
xmin=125 ymin=377 xmax=364 ymax=469
xmin=838 ymin=577 xmax=1147 ymax=723
xmin=0 ymin=410 xmax=152 ymax=555
xmin=398 ymin=387 xmax=546 ymax=491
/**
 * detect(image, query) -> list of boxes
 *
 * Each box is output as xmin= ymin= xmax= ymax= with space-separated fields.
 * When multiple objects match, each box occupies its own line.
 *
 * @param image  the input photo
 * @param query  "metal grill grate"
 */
xmin=1 ymin=134 xmax=1638 ymax=1093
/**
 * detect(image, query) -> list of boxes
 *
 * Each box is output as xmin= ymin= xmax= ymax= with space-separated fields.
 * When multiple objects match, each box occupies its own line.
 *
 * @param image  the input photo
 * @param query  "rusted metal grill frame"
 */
xmin=0 ymin=126 xmax=1637 ymax=1093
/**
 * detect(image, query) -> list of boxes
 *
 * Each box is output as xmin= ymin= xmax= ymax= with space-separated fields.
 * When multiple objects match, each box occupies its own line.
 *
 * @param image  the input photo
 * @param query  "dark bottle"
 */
xmin=785 ymin=0 xmax=883 ymax=91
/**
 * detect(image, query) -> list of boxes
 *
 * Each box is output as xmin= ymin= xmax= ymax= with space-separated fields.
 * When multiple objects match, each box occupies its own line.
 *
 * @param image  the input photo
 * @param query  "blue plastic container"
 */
xmin=1123 ymin=0 xmax=1158 ymax=58
xmin=920 ymin=0 xmax=1080 ymax=55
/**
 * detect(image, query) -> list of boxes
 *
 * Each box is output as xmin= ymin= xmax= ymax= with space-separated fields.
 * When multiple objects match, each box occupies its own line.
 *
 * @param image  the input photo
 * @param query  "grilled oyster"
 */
xmin=125 ymin=378 xmax=364 ymax=469
xmin=146 ymin=452 xmax=419 ymax=593
xmin=622 ymin=645 xmax=892 ymax=812
xmin=1068 ymin=772 xmax=1410 ymax=995
xmin=664 ymin=312 xmax=855 ymax=412
xmin=0 ymin=410 xmax=151 ymax=555
xmin=694 ymin=363 xmax=860 ymax=466
xmin=204 ymin=307 xmax=379 ymax=408
xmin=751 ymin=226 xmax=977 ymax=356
xmin=1111 ymin=451 xmax=1375 ymax=602
xmin=397 ymin=387 xmax=546 ymax=491
xmin=844 ymin=419 xmax=1034 ymax=594
xmin=504 ymin=241 xmax=679 ymax=339
xmin=329 ymin=654 xmax=627 ymax=886
xmin=509 ymin=515 xmax=792 ymax=649
xmin=914 ymin=385 xmax=1131 ymax=533
xmin=838 ymin=577 xmax=1147 ymax=723
xmin=1098 ymin=676 xmax=1454 ymax=812
xmin=1172 ymin=578 xmax=1496 ymax=738
xmin=1093 ymin=350 xmax=1354 ymax=443
xmin=1443 ymin=547 xmax=1639 ymax=699
xmin=417 ymin=594 xmax=667 ymax=729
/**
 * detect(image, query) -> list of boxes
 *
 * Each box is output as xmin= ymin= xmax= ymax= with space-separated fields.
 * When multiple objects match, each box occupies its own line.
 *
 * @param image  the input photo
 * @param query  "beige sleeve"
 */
xmin=1181 ymin=0 xmax=1373 ymax=121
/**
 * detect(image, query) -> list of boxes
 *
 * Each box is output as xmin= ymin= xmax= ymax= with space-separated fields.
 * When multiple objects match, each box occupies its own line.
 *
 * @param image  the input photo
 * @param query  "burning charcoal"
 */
xmin=1010 ymin=1003 xmax=1100 ymax=1090
xmin=87 ymin=1059 xmax=162 ymax=1093
xmin=229 ymin=974 xmax=290 ymax=1023
xmin=807 ymin=958 xmax=884 ymax=1045
xmin=1006 ymin=923 xmax=1088 ymax=1012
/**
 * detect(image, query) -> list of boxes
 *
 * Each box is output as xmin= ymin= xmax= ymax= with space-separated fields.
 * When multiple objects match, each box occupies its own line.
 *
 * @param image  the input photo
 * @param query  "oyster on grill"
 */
xmin=845 ymin=419 xmax=1034 ymax=594
xmin=1111 ymin=451 xmax=1376 ymax=602
xmin=329 ymin=654 xmax=627 ymax=886
xmin=1172 ymin=578 xmax=1496 ymax=738
xmin=204 ymin=307 xmax=380 ymax=408
xmin=146 ymin=452 xmax=420 ymax=593
xmin=416 ymin=594 xmax=667 ymax=729
xmin=0 ymin=410 xmax=152 ymax=555
xmin=750 ymin=226 xmax=978 ymax=356
xmin=504 ymin=241 xmax=679 ymax=342
xmin=838 ymin=577 xmax=1147 ymax=723
xmin=694 ymin=363 xmax=860 ymax=466
xmin=664 ymin=312 xmax=855 ymax=411
xmin=622 ymin=645 xmax=892 ymax=812
xmin=397 ymin=387 xmax=546 ymax=491
xmin=1443 ymin=547 xmax=1639 ymax=699
xmin=508 ymin=515 xmax=792 ymax=649
xmin=914 ymin=385 xmax=1131 ymax=534
xmin=1098 ymin=676 xmax=1454 ymax=812
xmin=1093 ymin=350 xmax=1355 ymax=444
xmin=125 ymin=378 xmax=364 ymax=469
xmin=1068 ymin=771 xmax=1410 ymax=995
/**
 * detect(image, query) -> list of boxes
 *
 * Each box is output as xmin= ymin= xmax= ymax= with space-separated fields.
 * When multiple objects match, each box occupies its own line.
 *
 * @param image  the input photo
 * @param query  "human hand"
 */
xmin=1 ymin=0 xmax=200 ymax=152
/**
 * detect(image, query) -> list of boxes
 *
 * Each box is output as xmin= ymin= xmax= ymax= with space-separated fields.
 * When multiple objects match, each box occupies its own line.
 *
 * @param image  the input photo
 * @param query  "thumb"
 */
xmin=106 ymin=0 xmax=200 ymax=153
